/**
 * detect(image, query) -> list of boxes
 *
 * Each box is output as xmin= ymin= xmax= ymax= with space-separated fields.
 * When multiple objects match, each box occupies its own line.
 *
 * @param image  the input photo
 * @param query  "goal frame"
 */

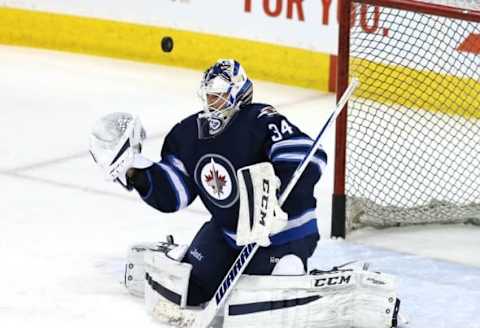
xmin=331 ymin=0 xmax=480 ymax=238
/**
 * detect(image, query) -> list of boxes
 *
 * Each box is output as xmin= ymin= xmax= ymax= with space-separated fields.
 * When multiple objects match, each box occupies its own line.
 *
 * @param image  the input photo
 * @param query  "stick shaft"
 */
xmin=278 ymin=78 xmax=359 ymax=205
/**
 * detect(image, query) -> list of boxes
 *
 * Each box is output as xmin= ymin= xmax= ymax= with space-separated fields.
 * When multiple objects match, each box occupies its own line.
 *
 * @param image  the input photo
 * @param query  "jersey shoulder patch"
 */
xmin=240 ymin=103 xmax=280 ymax=123
xmin=256 ymin=105 xmax=278 ymax=119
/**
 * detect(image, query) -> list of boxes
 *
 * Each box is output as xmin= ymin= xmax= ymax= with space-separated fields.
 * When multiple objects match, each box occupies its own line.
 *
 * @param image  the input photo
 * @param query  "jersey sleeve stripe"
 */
xmin=221 ymin=209 xmax=317 ymax=246
xmin=281 ymin=209 xmax=317 ymax=230
xmin=165 ymin=154 xmax=189 ymax=177
xmin=141 ymin=170 xmax=154 ymax=200
xmin=157 ymin=162 xmax=190 ymax=210
xmin=269 ymin=219 xmax=318 ymax=245
xmin=270 ymin=145 xmax=327 ymax=162
xmin=267 ymin=137 xmax=313 ymax=158
xmin=272 ymin=153 xmax=327 ymax=173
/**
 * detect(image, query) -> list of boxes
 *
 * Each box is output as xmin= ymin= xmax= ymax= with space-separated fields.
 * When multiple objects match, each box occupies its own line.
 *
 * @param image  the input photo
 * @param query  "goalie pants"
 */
xmin=181 ymin=221 xmax=319 ymax=306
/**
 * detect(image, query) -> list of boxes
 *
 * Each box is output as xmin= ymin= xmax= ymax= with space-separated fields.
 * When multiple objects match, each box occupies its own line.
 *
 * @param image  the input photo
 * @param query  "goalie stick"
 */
xmin=191 ymin=78 xmax=360 ymax=328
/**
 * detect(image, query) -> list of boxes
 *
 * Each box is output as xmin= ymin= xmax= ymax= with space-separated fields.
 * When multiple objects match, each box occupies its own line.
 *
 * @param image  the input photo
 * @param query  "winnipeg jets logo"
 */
xmin=204 ymin=159 xmax=227 ymax=197
xmin=200 ymin=158 xmax=231 ymax=201
xmin=194 ymin=154 xmax=239 ymax=208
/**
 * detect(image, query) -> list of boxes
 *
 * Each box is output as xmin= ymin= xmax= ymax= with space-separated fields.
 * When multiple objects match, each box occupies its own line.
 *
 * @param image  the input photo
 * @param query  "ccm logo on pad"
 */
xmin=313 ymin=274 xmax=352 ymax=288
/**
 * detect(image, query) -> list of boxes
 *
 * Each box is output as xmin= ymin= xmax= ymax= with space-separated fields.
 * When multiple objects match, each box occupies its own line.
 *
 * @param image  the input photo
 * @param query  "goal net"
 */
xmin=332 ymin=0 xmax=480 ymax=236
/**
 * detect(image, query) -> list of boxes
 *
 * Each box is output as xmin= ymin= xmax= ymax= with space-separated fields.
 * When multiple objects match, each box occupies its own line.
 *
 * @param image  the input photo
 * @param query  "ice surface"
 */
xmin=0 ymin=45 xmax=479 ymax=328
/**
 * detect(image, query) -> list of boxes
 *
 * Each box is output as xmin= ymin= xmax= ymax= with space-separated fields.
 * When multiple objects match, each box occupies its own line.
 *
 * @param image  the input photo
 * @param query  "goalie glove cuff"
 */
xmin=132 ymin=154 xmax=153 ymax=169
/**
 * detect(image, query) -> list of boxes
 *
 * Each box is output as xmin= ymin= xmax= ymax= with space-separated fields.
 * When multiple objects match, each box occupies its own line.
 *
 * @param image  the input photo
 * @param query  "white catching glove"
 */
xmin=89 ymin=112 xmax=153 ymax=186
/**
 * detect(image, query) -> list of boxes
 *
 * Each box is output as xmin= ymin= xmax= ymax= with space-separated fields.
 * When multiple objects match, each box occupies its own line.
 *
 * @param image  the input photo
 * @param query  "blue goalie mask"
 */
xmin=197 ymin=59 xmax=253 ymax=139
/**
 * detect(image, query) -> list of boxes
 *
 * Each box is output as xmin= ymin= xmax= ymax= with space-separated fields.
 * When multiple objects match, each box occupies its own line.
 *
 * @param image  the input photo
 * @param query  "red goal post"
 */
xmin=332 ymin=0 xmax=480 ymax=238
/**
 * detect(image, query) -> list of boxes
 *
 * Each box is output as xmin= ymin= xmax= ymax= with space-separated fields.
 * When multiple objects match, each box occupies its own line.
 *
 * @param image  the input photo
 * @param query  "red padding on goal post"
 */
xmin=457 ymin=33 xmax=480 ymax=54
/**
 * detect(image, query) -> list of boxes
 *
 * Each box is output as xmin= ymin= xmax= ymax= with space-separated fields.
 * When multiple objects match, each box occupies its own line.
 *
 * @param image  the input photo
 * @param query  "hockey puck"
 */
xmin=161 ymin=36 xmax=174 ymax=53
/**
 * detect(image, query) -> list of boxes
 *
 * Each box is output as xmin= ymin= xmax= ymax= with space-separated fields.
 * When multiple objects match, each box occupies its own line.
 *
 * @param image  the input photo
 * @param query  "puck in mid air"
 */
xmin=161 ymin=36 xmax=174 ymax=53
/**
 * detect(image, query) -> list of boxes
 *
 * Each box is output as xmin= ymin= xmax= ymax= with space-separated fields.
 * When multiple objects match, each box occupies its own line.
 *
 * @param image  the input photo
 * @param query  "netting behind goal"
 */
xmin=332 ymin=0 xmax=480 ymax=235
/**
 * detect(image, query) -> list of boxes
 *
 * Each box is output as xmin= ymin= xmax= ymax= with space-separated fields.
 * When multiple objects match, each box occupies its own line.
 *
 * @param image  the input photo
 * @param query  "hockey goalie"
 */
xmin=89 ymin=59 xmax=403 ymax=327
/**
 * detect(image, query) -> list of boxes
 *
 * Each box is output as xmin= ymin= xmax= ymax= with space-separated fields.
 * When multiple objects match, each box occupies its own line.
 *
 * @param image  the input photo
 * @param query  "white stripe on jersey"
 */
xmin=166 ymin=155 xmax=189 ymax=176
xmin=223 ymin=209 xmax=317 ymax=241
xmin=272 ymin=153 xmax=327 ymax=172
xmin=268 ymin=138 xmax=313 ymax=158
xmin=157 ymin=162 xmax=189 ymax=210
xmin=281 ymin=209 xmax=316 ymax=232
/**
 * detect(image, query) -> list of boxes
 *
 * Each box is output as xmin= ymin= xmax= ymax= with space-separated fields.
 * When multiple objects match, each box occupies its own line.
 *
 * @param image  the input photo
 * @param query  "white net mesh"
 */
xmin=422 ymin=0 xmax=480 ymax=11
xmin=344 ymin=0 xmax=480 ymax=230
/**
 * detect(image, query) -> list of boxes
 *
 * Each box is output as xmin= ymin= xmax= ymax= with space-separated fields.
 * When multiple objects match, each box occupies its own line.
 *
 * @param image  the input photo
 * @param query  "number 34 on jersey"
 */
xmin=268 ymin=120 xmax=294 ymax=141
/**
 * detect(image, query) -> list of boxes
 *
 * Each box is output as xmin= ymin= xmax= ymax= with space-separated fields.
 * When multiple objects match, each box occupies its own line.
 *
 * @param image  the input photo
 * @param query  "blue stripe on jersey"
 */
xmin=222 ymin=209 xmax=318 ymax=247
xmin=281 ymin=209 xmax=317 ymax=230
xmin=267 ymin=137 xmax=313 ymax=158
xmin=272 ymin=153 xmax=327 ymax=173
xmin=270 ymin=219 xmax=318 ymax=245
xmin=165 ymin=154 xmax=189 ymax=177
xmin=273 ymin=147 xmax=327 ymax=164
xmin=156 ymin=162 xmax=191 ymax=210
xmin=141 ymin=170 xmax=154 ymax=200
xmin=268 ymin=137 xmax=327 ymax=173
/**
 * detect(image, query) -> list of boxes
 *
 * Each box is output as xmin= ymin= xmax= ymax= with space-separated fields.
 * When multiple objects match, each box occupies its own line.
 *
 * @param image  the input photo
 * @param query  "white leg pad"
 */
xmin=144 ymin=248 xmax=198 ymax=326
xmin=124 ymin=242 xmax=158 ymax=298
xmin=124 ymin=241 xmax=188 ymax=298
xmin=223 ymin=269 xmax=399 ymax=328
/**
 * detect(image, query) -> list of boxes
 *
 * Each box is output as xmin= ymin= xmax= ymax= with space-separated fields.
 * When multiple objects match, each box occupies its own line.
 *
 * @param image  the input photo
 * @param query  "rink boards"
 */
xmin=0 ymin=6 xmax=333 ymax=91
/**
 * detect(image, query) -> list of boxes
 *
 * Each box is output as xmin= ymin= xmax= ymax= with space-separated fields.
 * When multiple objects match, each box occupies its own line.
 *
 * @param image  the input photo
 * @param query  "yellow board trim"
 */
xmin=0 ymin=7 xmax=331 ymax=91
xmin=351 ymin=57 xmax=480 ymax=119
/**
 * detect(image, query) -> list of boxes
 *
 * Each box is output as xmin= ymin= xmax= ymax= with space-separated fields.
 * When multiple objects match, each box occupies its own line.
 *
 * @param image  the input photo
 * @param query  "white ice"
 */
xmin=0 ymin=45 xmax=479 ymax=328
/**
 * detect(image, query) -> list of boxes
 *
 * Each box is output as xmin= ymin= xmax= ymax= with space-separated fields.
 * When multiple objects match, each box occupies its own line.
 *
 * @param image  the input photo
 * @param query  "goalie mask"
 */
xmin=197 ymin=59 xmax=253 ymax=139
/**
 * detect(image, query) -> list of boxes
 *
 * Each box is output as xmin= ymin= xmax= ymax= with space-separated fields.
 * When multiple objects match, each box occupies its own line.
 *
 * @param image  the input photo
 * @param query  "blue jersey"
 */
xmin=133 ymin=103 xmax=327 ymax=247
